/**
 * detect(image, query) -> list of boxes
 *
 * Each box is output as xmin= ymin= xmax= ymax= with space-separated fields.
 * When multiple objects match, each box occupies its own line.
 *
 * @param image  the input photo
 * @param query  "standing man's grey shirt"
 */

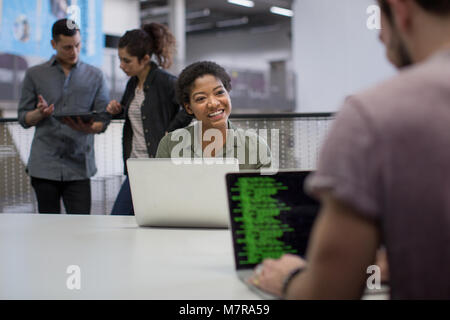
xmin=18 ymin=56 xmax=110 ymax=181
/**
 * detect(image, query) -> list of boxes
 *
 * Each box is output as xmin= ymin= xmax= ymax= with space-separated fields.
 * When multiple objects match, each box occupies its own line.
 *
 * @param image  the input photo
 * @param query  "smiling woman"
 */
xmin=187 ymin=74 xmax=231 ymax=134
xmin=156 ymin=61 xmax=272 ymax=170
xmin=178 ymin=61 xmax=232 ymax=147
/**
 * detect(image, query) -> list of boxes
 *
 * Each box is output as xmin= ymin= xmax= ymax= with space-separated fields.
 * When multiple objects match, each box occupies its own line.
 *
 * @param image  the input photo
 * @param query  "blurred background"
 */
xmin=0 ymin=0 xmax=394 ymax=214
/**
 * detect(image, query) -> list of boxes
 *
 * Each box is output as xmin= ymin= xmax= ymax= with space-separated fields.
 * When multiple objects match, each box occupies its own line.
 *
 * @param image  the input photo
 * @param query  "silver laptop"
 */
xmin=127 ymin=158 xmax=239 ymax=228
xmin=225 ymin=170 xmax=320 ymax=299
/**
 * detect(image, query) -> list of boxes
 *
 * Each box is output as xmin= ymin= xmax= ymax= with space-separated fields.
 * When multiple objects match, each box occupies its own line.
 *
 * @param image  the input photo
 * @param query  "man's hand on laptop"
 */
xmin=63 ymin=117 xmax=103 ymax=134
xmin=248 ymin=254 xmax=306 ymax=298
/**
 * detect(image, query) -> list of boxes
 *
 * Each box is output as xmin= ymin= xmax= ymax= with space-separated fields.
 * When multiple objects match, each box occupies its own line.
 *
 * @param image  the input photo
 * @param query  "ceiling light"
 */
xmin=186 ymin=22 xmax=214 ymax=32
xmin=141 ymin=6 xmax=169 ymax=16
xmin=216 ymin=17 xmax=249 ymax=28
xmin=186 ymin=9 xmax=210 ymax=19
xmin=250 ymin=24 xmax=280 ymax=34
xmin=227 ymin=0 xmax=254 ymax=8
xmin=270 ymin=6 xmax=293 ymax=17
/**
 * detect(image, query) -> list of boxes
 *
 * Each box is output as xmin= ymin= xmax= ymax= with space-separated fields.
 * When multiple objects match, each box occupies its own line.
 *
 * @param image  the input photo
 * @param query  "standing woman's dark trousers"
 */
xmin=31 ymin=177 xmax=91 ymax=214
xmin=110 ymin=176 xmax=134 ymax=215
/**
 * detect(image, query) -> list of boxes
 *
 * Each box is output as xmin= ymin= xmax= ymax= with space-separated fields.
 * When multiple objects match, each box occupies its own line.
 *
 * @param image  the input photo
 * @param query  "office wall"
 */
xmin=186 ymin=24 xmax=292 ymax=72
xmin=103 ymin=0 xmax=140 ymax=36
xmin=293 ymin=0 xmax=395 ymax=113
xmin=185 ymin=24 xmax=294 ymax=111
xmin=102 ymin=0 xmax=140 ymax=99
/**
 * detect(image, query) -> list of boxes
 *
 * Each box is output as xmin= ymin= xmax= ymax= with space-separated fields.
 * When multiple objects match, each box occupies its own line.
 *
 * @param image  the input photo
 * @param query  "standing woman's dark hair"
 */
xmin=107 ymin=22 xmax=192 ymax=216
xmin=118 ymin=23 xmax=176 ymax=69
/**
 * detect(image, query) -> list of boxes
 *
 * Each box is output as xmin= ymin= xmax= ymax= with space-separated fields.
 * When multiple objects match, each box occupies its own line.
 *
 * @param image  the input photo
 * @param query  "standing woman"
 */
xmin=107 ymin=23 xmax=192 ymax=215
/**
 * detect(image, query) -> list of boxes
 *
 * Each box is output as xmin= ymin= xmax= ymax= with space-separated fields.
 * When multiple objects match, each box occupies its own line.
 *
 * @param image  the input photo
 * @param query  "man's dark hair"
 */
xmin=379 ymin=0 xmax=450 ymax=20
xmin=176 ymin=61 xmax=232 ymax=106
xmin=52 ymin=18 xmax=79 ymax=42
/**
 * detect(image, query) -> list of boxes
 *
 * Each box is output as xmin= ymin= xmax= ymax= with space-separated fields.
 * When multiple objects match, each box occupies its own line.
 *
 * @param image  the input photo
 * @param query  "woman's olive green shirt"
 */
xmin=156 ymin=121 xmax=271 ymax=170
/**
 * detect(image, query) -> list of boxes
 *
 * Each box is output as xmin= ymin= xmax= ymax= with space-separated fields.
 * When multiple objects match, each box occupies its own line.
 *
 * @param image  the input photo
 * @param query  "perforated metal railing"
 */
xmin=0 ymin=113 xmax=334 ymax=214
xmin=229 ymin=113 xmax=334 ymax=170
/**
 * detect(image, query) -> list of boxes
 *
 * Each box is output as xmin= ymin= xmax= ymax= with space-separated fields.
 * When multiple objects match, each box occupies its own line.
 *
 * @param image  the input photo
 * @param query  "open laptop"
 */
xmin=225 ymin=170 xmax=320 ymax=299
xmin=127 ymin=158 xmax=239 ymax=228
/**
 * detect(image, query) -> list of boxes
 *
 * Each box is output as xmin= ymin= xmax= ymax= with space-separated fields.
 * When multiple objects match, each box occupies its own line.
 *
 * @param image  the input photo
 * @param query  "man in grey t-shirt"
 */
xmin=248 ymin=0 xmax=450 ymax=299
xmin=18 ymin=19 xmax=110 ymax=214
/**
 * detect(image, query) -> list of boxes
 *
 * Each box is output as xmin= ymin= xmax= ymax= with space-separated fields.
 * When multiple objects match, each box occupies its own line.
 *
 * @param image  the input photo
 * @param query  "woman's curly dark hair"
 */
xmin=118 ymin=23 xmax=176 ymax=69
xmin=176 ymin=61 xmax=232 ymax=106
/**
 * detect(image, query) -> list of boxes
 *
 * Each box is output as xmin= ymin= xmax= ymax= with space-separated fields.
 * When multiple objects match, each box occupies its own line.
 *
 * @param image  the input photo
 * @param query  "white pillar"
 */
xmin=103 ymin=0 xmax=140 ymax=36
xmin=292 ymin=0 xmax=394 ymax=113
xmin=168 ymin=0 xmax=186 ymax=75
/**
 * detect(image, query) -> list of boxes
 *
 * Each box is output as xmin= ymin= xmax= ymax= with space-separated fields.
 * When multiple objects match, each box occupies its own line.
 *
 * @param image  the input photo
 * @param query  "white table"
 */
xmin=0 ymin=214 xmax=389 ymax=300
xmin=0 ymin=214 xmax=259 ymax=300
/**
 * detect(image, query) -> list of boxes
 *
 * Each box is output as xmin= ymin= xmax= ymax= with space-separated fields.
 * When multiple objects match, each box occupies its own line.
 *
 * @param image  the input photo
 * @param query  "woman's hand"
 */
xmin=106 ymin=100 xmax=122 ymax=115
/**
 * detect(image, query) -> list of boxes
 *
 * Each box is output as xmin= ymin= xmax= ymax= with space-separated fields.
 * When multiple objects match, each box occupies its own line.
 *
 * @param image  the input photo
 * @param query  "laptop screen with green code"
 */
xmin=226 ymin=171 xmax=320 ymax=270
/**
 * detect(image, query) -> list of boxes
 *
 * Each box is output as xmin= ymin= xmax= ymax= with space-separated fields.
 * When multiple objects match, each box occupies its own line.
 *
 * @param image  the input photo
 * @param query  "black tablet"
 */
xmin=53 ymin=111 xmax=104 ymax=123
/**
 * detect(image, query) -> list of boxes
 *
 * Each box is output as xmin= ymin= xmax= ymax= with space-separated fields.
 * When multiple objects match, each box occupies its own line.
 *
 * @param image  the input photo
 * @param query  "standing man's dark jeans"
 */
xmin=110 ymin=176 xmax=134 ymax=215
xmin=31 ymin=177 xmax=91 ymax=214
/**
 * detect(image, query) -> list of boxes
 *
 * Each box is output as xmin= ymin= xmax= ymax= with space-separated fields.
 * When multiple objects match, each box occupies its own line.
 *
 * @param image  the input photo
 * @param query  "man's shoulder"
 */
xmin=77 ymin=61 xmax=103 ymax=77
xmin=349 ymin=57 xmax=450 ymax=120
xmin=26 ymin=59 xmax=52 ymax=75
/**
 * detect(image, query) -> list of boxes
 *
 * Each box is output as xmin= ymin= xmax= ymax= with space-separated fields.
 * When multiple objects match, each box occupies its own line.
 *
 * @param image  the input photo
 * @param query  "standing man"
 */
xmin=250 ymin=0 xmax=450 ymax=299
xmin=18 ymin=19 xmax=110 ymax=214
